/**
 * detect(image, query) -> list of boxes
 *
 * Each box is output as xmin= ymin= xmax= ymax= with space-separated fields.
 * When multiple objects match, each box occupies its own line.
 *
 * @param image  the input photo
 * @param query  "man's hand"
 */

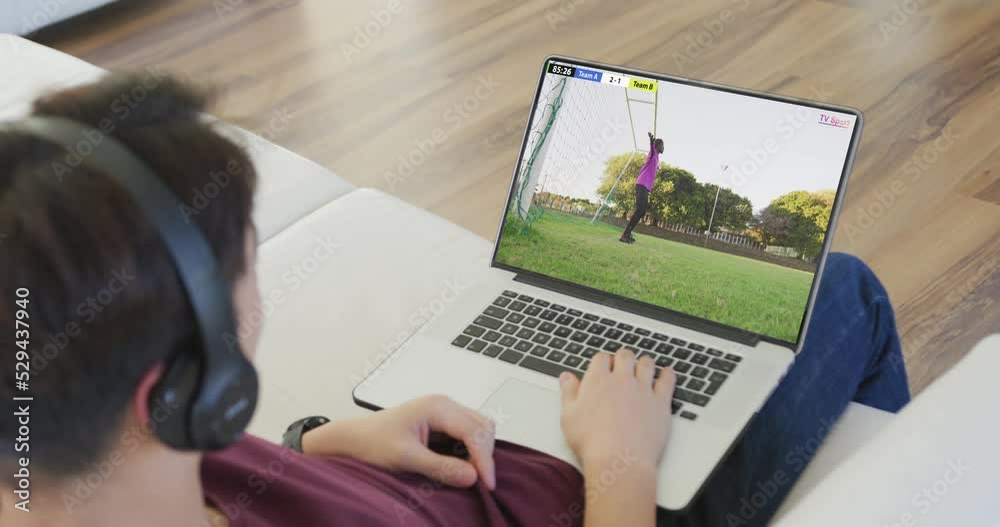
xmin=560 ymin=349 xmax=675 ymax=527
xmin=560 ymin=348 xmax=674 ymax=470
xmin=648 ymin=131 xmax=654 ymax=143
xmin=301 ymin=395 xmax=497 ymax=489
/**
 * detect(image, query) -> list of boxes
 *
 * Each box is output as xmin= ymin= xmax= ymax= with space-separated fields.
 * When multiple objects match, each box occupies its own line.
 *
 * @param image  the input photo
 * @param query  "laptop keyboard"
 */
xmin=450 ymin=291 xmax=743 ymax=421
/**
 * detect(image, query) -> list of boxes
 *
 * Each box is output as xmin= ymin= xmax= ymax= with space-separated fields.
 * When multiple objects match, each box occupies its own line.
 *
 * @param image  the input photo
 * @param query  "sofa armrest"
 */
xmin=2 ymin=1 xmax=119 ymax=36
xmin=771 ymin=402 xmax=894 ymax=523
xmin=773 ymin=335 xmax=1000 ymax=526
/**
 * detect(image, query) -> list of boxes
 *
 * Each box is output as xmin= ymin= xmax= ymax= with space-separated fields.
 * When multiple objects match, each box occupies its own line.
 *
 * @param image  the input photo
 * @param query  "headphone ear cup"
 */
xmin=148 ymin=351 xmax=202 ymax=450
xmin=190 ymin=352 xmax=258 ymax=450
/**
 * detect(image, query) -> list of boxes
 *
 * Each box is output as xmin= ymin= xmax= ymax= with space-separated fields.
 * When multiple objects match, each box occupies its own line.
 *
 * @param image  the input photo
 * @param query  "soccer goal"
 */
xmin=512 ymin=73 xmax=657 ymax=226
xmin=590 ymin=85 xmax=658 ymax=223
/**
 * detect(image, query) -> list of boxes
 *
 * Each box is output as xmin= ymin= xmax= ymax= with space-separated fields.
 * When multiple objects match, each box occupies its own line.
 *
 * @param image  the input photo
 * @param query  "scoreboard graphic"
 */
xmin=546 ymin=62 xmax=658 ymax=93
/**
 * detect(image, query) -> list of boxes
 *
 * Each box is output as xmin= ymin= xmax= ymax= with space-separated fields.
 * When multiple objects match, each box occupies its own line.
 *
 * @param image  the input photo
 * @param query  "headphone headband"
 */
xmin=7 ymin=115 xmax=258 ymax=450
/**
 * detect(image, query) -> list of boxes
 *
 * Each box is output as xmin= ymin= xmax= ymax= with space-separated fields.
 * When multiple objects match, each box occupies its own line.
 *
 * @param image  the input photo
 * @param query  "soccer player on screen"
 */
xmin=620 ymin=131 xmax=664 ymax=244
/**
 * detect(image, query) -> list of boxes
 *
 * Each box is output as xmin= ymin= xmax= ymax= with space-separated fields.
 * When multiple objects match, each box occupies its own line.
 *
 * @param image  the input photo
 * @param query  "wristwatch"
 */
xmin=281 ymin=416 xmax=330 ymax=453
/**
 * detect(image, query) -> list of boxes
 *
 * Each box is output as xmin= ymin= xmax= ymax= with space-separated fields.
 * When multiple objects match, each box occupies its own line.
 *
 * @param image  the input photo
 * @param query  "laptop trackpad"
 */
xmin=478 ymin=378 xmax=576 ymax=466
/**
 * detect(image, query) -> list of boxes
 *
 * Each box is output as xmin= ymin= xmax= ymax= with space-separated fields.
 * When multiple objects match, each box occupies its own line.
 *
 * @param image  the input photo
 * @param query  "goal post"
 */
xmin=590 ymin=84 xmax=659 ymax=223
xmin=512 ymin=71 xmax=659 ymax=226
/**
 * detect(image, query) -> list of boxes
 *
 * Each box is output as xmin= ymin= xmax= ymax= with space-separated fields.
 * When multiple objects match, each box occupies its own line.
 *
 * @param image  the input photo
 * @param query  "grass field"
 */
xmin=495 ymin=209 xmax=814 ymax=342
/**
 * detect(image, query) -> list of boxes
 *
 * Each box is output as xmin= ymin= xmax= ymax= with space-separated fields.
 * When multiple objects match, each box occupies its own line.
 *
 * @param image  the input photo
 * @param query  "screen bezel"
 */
xmin=490 ymin=55 xmax=864 ymax=352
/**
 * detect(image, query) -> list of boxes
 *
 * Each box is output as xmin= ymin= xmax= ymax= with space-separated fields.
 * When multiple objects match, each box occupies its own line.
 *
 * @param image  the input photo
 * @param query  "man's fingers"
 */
xmin=559 ymin=372 xmax=580 ymax=406
xmin=426 ymin=398 xmax=497 ymax=489
xmin=655 ymin=367 xmax=676 ymax=399
xmin=406 ymin=446 xmax=480 ymax=488
xmin=614 ymin=347 xmax=636 ymax=377
xmin=585 ymin=351 xmax=612 ymax=381
xmin=462 ymin=410 xmax=497 ymax=491
xmin=636 ymin=355 xmax=655 ymax=386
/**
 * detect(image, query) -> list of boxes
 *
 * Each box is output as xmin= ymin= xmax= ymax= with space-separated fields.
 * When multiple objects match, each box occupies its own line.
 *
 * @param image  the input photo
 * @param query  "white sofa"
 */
xmin=7 ymin=35 xmax=985 ymax=523
xmin=1 ymin=0 xmax=117 ymax=36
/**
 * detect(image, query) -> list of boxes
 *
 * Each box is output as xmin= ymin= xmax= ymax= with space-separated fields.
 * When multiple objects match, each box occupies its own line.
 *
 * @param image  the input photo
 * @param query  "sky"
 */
xmin=533 ymin=73 xmax=858 ymax=212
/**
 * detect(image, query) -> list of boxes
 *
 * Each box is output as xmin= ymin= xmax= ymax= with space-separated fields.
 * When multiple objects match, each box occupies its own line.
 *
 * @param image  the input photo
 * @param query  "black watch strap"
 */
xmin=281 ymin=416 xmax=330 ymax=453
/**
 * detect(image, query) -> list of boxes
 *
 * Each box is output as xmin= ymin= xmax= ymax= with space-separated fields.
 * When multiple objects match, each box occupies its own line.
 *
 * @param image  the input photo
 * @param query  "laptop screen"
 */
xmin=494 ymin=58 xmax=860 ymax=345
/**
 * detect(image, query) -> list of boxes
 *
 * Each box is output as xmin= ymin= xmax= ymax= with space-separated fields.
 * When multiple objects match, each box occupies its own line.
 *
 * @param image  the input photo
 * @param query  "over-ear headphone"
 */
xmin=7 ymin=116 xmax=259 ymax=451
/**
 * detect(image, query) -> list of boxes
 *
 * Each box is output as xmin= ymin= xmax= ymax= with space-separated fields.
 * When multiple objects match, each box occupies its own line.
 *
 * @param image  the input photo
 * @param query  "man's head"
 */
xmin=0 ymin=74 xmax=260 ymax=480
xmin=654 ymin=138 xmax=664 ymax=154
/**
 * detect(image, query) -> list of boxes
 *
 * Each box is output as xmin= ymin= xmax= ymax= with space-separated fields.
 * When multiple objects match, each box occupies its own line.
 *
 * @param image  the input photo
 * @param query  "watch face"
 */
xmin=305 ymin=416 xmax=329 ymax=429
xmin=284 ymin=416 xmax=328 ymax=453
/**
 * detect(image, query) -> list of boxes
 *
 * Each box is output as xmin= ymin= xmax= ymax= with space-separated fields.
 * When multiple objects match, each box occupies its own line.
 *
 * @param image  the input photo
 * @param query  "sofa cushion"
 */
xmin=248 ymin=188 xmax=494 ymax=436
xmin=220 ymin=124 xmax=355 ymax=241
xmin=0 ymin=34 xmax=354 ymax=241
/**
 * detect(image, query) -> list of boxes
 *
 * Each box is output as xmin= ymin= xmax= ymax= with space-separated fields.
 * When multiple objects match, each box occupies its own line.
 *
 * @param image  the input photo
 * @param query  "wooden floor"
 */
xmin=35 ymin=0 xmax=999 ymax=394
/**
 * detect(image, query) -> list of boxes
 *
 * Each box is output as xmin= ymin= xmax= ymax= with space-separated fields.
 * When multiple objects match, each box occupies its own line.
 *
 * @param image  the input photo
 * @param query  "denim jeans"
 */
xmin=658 ymin=252 xmax=912 ymax=526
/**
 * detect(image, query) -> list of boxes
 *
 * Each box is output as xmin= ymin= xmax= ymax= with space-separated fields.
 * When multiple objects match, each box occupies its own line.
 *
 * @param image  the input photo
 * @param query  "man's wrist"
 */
xmin=283 ymin=416 xmax=331 ymax=454
xmin=581 ymin=450 xmax=659 ymax=481
xmin=581 ymin=451 xmax=658 ymax=525
xmin=300 ymin=421 xmax=337 ymax=456
xmin=300 ymin=416 xmax=365 ymax=457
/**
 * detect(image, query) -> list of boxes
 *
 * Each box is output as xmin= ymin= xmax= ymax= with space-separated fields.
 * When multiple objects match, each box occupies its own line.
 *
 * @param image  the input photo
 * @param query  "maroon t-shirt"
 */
xmin=201 ymin=435 xmax=586 ymax=526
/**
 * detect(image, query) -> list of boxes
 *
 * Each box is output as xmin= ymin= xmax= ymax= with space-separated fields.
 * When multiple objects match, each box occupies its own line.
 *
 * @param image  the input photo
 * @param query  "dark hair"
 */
xmin=0 ymin=73 xmax=257 ymax=477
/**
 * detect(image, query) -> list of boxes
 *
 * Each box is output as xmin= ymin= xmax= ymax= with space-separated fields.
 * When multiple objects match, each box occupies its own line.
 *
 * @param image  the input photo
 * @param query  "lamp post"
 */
xmin=704 ymin=164 xmax=728 ymax=247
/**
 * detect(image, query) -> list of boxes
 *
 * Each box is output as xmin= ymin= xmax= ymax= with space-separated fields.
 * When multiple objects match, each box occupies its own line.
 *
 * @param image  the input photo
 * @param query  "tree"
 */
xmin=754 ymin=190 xmax=836 ymax=260
xmin=705 ymin=186 xmax=754 ymax=232
xmin=750 ymin=205 xmax=791 ymax=246
xmin=657 ymin=167 xmax=704 ymax=227
xmin=595 ymin=153 xmax=676 ymax=220
xmin=595 ymin=153 xmax=755 ymax=232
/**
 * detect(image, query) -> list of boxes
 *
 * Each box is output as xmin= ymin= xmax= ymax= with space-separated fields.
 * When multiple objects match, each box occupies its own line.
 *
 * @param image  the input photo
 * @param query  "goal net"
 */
xmin=513 ymin=74 xmax=656 ymax=226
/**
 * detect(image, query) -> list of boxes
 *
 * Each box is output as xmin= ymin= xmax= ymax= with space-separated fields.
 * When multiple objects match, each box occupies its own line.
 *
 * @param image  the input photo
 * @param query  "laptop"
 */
xmin=354 ymin=55 xmax=863 ymax=510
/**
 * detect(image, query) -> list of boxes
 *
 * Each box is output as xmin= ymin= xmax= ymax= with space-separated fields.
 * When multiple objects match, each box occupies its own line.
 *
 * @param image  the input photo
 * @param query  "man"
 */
xmin=621 ymin=131 xmax=664 ymax=244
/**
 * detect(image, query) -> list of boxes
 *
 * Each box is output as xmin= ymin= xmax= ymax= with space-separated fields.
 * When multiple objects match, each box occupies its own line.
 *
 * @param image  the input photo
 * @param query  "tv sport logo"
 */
xmin=818 ymin=113 xmax=851 ymax=129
